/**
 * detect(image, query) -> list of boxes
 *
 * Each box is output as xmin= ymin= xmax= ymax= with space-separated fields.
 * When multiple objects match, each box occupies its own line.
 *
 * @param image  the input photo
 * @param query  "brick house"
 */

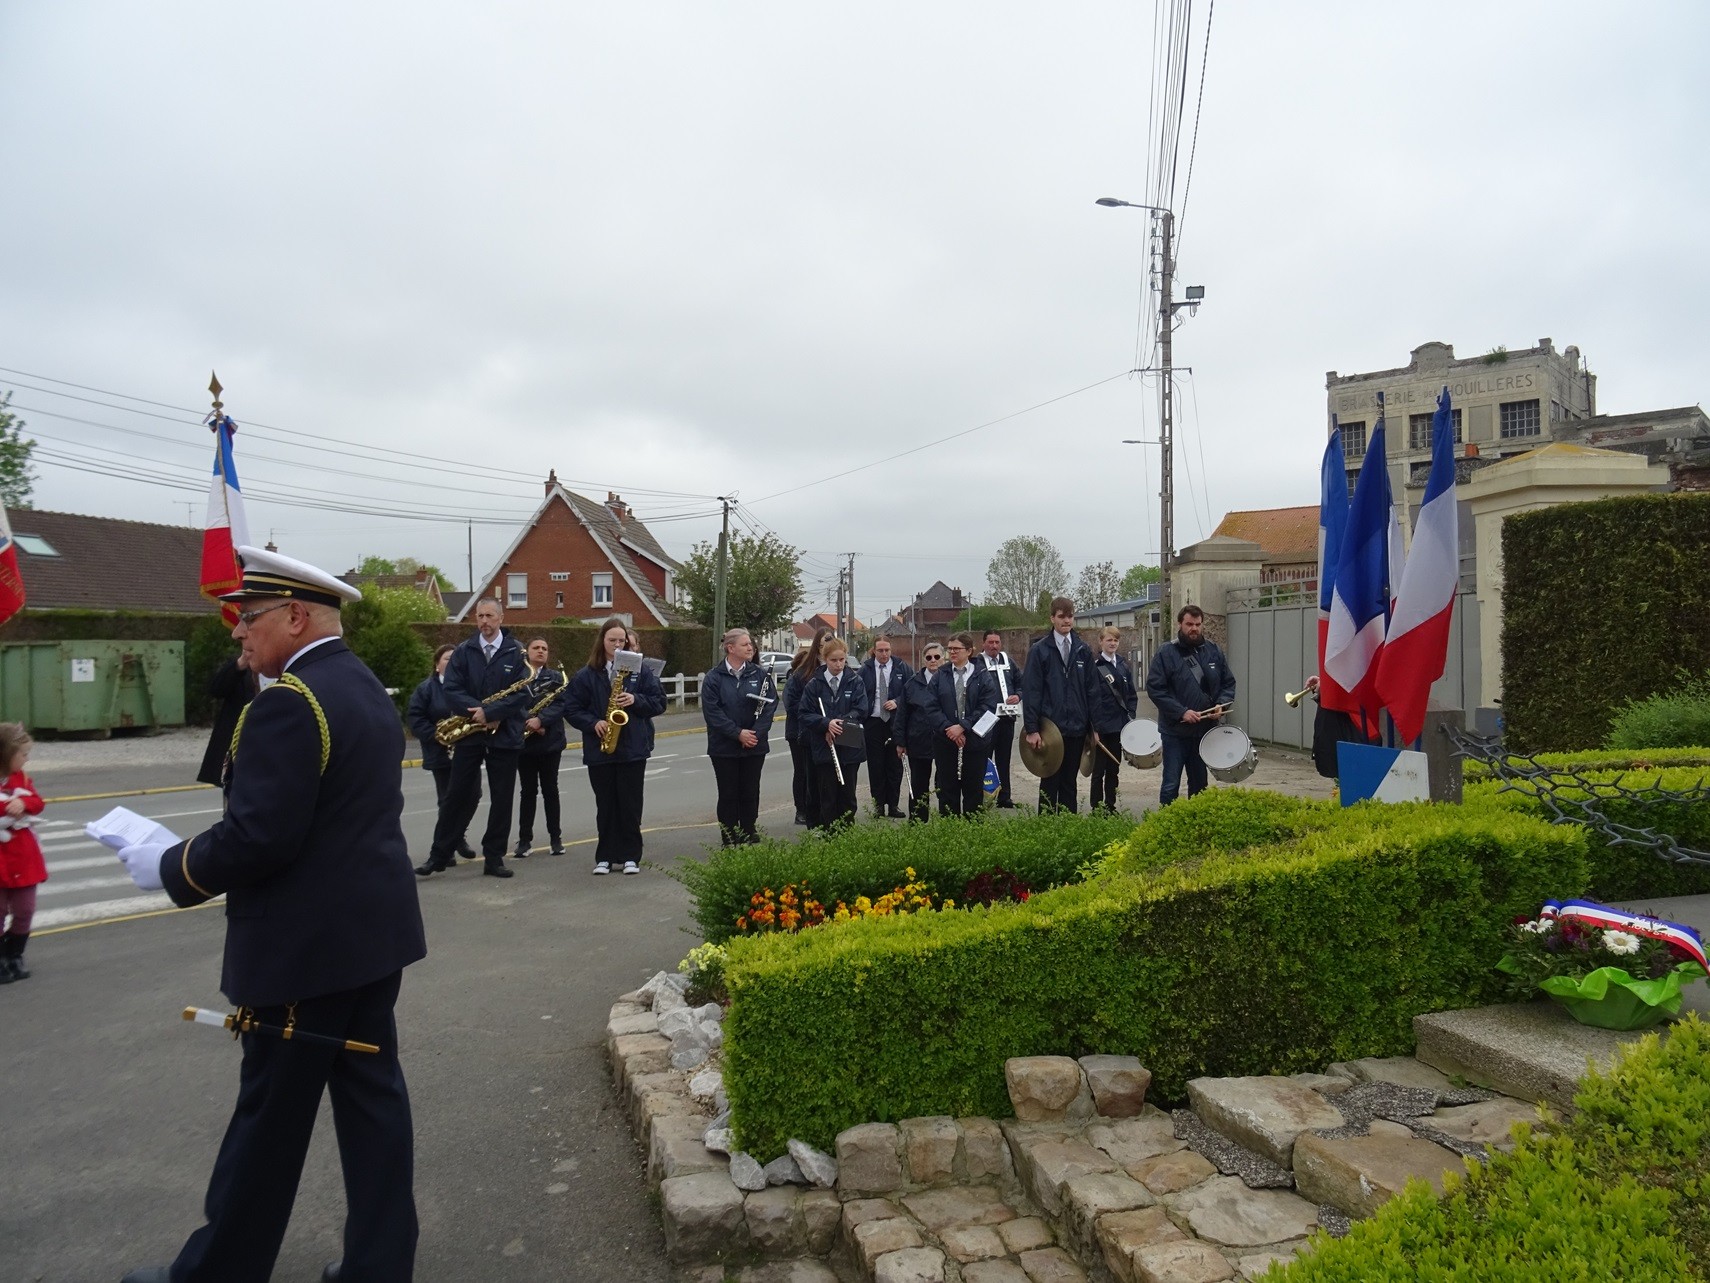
xmin=339 ymin=567 xmax=448 ymax=611
xmin=455 ymin=473 xmax=690 ymax=627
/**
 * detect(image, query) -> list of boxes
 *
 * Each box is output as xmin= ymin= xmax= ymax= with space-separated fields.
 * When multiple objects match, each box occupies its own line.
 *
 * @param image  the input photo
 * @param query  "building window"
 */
xmin=592 ymin=572 xmax=613 ymax=608
xmin=1407 ymin=410 xmax=1463 ymax=450
xmin=506 ymin=573 xmax=527 ymax=609
xmin=554 ymin=591 xmax=564 ymax=610
xmin=549 ymin=572 xmax=569 ymax=582
xmin=13 ymin=534 xmax=59 ymax=556
xmin=1338 ymin=420 xmax=1366 ymax=458
xmin=1499 ymin=399 xmax=1541 ymax=439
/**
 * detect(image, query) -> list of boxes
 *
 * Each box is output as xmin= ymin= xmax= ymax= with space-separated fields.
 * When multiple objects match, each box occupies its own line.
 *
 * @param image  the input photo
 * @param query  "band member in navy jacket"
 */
xmin=1022 ymin=597 xmax=1100 ymax=813
xmin=798 ymin=636 xmax=867 ymax=829
xmin=782 ymin=630 xmax=832 ymax=826
xmin=1089 ymin=626 xmax=1139 ymax=812
xmin=406 ymin=644 xmax=479 ymax=861
xmin=701 ymin=627 xmax=778 ymax=845
xmin=931 ymin=632 xmax=999 ymax=816
xmin=856 ymin=638 xmax=911 ymax=818
xmin=514 ymin=637 xmax=571 ymax=858
xmin=891 ymin=641 xmax=945 ymax=822
xmin=563 ymin=618 xmax=668 ymax=874
xmin=979 ymin=629 xmax=1023 ymax=808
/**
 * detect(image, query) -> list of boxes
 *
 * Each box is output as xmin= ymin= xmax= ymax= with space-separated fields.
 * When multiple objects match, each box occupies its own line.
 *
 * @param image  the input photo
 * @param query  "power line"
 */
xmin=1175 ymin=0 xmax=1215 ymax=254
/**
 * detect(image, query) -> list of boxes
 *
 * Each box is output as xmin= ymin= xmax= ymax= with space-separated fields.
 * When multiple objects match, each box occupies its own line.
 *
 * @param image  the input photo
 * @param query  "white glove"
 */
xmin=117 ymin=841 xmax=173 ymax=892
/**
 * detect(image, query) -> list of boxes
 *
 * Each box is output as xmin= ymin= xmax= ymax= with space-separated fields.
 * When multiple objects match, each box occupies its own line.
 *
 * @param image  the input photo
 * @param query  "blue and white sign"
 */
xmin=1337 ymin=742 xmax=1430 ymax=806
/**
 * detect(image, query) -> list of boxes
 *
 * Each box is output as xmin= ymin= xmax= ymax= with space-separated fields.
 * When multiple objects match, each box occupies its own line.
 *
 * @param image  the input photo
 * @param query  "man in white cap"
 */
xmin=117 ymin=546 xmax=426 ymax=1283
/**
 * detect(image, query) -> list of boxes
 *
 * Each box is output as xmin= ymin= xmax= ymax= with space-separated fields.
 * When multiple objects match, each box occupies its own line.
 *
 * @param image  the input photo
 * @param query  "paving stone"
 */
xmin=1017 ymin=1245 xmax=1089 ymax=1282
xmin=963 ymin=1262 xmax=1031 ymax=1283
xmin=1186 ymin=1077 xmax=1345 ymax=1168
xmin=1007 ymin=1055 xmax=1094 ymax=1122
xmin=874 ymin=1247 xmax=946 ymax=1283
xmin=1292 ymin=1132 xmax=1464 ymax=1221
xmin=902 ymin=1115 xmax=961 ymax=1184
xmin=609 ymin=1031 xmax=671 ymax=1088
xmin=735 ymin=1263 xmax=842 ymax=1283
xmin=1345 ymin=1056 xmax=1454 ymax=1091
xmin=744 ymin=1186 xmax=803 ymax=1257
xmin=1428 ymin=1097 xmax=1540 ymax=1153
xmin=999 ymin=1215 xmax=1055 ymax=1253
xmin=632 ymin=1073 xmax=696 ymax=1133
xmin=660 ymin=1170 xmax=748 ymax=1264
xmin=837 ymin=1122 xmax=906 ymax=1194
xmin=1063 ymin=1171 xmax=1157 ymax=1262
xmin=854 ymin=1217 xmax=926 ymax=1271
xmin=961 ymin=1116 xmax=1013 ymax=1182
xmin=1290 ymin=1072 xmax=1353 ymax=1097
xmin=1087 ymin=1108 xmax=1186 ymax=1170
xmin=1015 ymin=1137 xmax=1121 ymax=1217
xmin=1130 ymin=1147 xmax=1217 ymax=1196
xmin=1165 ymin=1176 xmax=1320 ymax=1247
xmin=1366 ymin=1119 xmax=1414 ymax=1140
xmin=608 ymin=1008 xmax=659 ymax=1038
xmin=901 ymin=1184 xmax=1017 ymax=1231
xmin=1096 ymin=1206 xmax=1186 ymax=1283
xmin=648 ymin=1114 xmax=727 ymax=1187
xmin=1412 ymin=1002 xmax=1631 ymax=1110
xmin=788 ymin=1138 xmax=839 ymax=1188
xmin=801 ymin=1188 xmax=842 ymax=1255
xmin=940 ymin=1223 xmax=1009 ymax=1262
xmin=1131 ymin=1238 xmax=1236 ymax=1283
xmin=1234 ymin=1240 xmax=1309 ymax=1280
xmin=1080 ymin=1054 xmax=1153 ymax=1117
xmin=842 ymin=1196 xmax=905 ymax=1232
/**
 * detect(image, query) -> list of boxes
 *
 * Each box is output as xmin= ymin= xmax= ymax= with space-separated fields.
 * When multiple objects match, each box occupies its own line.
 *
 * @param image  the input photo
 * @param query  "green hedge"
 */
xmin=1465 ymin=747 xmax=1710 ymax=778
xmin=1271 ymin=1017 xmax=1710 ymax=1281
xmin=721 ymin=795 xmax=1586 ymax=1158
xmin=672 ymin=809 xmax=1135 ymax=944
xmin=1501 ymin=493 xmax=1710 ymax=752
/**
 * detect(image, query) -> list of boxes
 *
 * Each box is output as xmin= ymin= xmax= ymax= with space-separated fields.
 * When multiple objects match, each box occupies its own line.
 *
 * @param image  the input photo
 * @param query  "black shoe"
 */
xmin=457 ymin=843 xmax=479 ymax=861
xmin=323 ymin=1262 xmax=342 ymax=1282
xmin=121 ymin=1270 xmax=172 ymax=1283
xmin=514 ymin=839 xmax=530 ymax=859
xmin=794 ymin=811 xmax=809 ymax=826
xmin=548 ymin=842 xmax=565 ymax=857
xmin=414 ymin=856 xmax=452 ymax=877
xmin=887 ymin=807 xmax=906 ymax=818
xmin=483 ymin=861 xmax=514 ymax=878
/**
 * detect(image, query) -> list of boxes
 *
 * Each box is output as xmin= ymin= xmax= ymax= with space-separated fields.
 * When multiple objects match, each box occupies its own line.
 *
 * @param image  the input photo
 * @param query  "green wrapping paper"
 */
xmin=1537 ymin=962 xmax=1708 ymax=1030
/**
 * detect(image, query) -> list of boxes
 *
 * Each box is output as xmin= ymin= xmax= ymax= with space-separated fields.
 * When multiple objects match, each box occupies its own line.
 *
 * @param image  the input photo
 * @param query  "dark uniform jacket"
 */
xmin=518 ymin=666 xmax=571 ymax=756
xmin=442 ymin=629 xmax=535 ymax=752
xmin=702 ymin=661 xmax=778 ymax=757
xmin=1090 ymin=653 xmax=1140 ymax=736
xmin=892 ymin=668 xmax=944 ymax=759
xmin=161 ymin=639 xmax=428 ymax=1008
xmin=980 ymin=650 xmax=1022 ymax=708
xmin=562 ymin=662 xmax=668 ymax=766
xmin=197 ymin=656 xmax=258 ymax=786
xmin=1146 ymin=636 xmax=1237 ymax=739
xmin=1021 ymin=632 xmax=1099 ymax=737
xmin=929 ymin=662 xmax=1001 ymax=747
xmin=855 ymin=657 xmax=912 ymax=729
xmin=781 ymin=666 xmax=815 ymax=744
xmin=798 ymin=670 xmax=868 ymax=767
xmin=405 ymin=674 xmax=456 ymax=772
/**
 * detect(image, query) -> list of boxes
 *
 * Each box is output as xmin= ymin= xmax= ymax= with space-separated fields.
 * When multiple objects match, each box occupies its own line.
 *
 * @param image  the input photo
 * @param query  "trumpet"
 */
xmin=1284 ymin=679 xmax=1319 ymax=708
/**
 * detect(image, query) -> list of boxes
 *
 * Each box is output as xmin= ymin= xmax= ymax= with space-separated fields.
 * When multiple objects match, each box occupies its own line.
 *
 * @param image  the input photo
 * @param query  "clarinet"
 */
xmin=819 ymin=696 xmax=846 ymax=787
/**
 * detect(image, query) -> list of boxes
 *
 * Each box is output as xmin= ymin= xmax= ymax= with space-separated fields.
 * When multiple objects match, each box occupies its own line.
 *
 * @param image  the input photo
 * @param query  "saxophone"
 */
xmin=436 ymin=669 xmax=557 ymax=747
xmin=522 ymin=666 xmax=568 ymax=737
xmin=599 ymin=649 xmax=646 ymax=754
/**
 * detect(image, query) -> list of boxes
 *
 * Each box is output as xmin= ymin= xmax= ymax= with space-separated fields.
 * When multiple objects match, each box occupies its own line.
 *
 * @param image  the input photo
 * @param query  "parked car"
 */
xmin=758 ymin=651 xmax=796 ymax=679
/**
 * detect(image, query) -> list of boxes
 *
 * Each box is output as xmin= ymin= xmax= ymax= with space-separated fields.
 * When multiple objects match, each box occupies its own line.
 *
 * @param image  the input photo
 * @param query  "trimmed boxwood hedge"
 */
xmin=1501 ymin=493 xmax=1710 ymax=752
xmin=721 ymin=795 xmax=1586 ymax=1158
xmin=1464 ymin=747 xmax=1710 ymax=778
xmin=1270 ymin=1017 xmax=1710 ymax=1281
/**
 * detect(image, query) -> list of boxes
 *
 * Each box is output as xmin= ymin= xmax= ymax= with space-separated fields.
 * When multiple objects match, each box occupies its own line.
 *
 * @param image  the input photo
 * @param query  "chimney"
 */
xmin=607 ymin=491 xmax=630 ymax=523
xmin=544 ymin=468 xmax=559 ymax=496
xmin=1465 ymin=442 xmax=1480 ymax=458
xmin=265 ymin=540 xmax=278 ymax=552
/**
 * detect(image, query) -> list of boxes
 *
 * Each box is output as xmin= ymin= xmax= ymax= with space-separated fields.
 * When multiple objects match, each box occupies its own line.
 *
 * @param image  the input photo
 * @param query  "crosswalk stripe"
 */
xmin=36 ymin=873 xmax=140 ymax=898
xmin=44 ymin=855 xmax=120 ymax=873
xmin=34 ymin=893 xmax=181 ymax=930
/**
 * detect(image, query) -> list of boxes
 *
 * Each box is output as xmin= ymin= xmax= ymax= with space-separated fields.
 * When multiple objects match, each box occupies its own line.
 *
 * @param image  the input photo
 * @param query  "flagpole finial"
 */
xmin=209 ymin=372 xmax=224 ymax=418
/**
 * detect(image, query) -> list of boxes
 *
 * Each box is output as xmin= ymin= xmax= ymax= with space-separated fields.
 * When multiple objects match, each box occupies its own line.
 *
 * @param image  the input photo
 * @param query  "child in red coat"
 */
xmin=0 ymin=723 xmax=46 ymax=983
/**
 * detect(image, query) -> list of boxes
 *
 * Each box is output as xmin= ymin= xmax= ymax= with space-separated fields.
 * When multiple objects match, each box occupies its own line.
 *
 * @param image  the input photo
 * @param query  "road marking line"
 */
xmin=44 ymin=855 xmax=118 ymax=873
xmin=37 ymin=873 xmax=140 ymax=897
xmin=35 ymin=895 xmax=220 ymax=933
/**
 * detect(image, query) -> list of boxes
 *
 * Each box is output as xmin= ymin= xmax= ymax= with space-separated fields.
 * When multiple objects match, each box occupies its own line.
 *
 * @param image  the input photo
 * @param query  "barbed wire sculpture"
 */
xmin=1444 ymin=724 xmax=1710 ymax=869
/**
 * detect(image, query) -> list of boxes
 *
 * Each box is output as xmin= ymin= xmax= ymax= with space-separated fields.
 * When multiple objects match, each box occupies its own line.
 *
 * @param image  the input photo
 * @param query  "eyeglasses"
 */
xmin=235 ymin=601 xmax=293 ymax=627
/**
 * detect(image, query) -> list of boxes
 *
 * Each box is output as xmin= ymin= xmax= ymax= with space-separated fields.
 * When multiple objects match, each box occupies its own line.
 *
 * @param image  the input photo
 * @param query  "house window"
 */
xmin=13 ymin=534 xmax=59 ymax=556
xmin=554 ymin=591 xmax=564 ymax=610
xmin=592 ymin=572 xmax=613 ymax=608
xmin=549 ymin=572 xmax=569 ymax=582
xmin=1499 ymin=399 xmax=1541 ymax=439
xmin=506 ymin=573 xmax=528 ymax=609
xmin=1338 ymin=420 xmax=1366 ymax=458
xmin=1407 ymin=410 xmax=1463 ymax=450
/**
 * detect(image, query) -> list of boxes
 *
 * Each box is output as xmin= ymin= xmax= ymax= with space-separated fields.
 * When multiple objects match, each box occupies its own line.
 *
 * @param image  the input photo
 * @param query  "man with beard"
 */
xmin=1145 ymin=604 xmax=1237 ymax=806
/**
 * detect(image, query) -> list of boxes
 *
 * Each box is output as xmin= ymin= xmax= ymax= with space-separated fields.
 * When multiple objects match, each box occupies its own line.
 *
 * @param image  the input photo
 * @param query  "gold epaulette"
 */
xmin=228 ymin=673 xmax=331 ymax=775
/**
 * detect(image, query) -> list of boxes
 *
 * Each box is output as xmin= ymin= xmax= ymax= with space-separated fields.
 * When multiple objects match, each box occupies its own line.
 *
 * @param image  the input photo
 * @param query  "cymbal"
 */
xmin=1019 ymin=716 xmax=1064 ymax=778
xmin=1079 ymin=737 xmax=1095 ymax=777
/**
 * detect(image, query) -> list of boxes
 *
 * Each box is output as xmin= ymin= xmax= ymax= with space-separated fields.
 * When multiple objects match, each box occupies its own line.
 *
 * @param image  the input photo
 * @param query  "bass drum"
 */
xmin=1118 ymin=719 xmax=1163 ymax=769
xmin=1198 ymin=725 xmax=1257 ymax=783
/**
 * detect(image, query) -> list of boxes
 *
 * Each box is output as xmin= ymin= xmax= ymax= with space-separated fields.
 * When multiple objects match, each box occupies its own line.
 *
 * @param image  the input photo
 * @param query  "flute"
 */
xmin=818 ymin=697 xmax=846 ymax=787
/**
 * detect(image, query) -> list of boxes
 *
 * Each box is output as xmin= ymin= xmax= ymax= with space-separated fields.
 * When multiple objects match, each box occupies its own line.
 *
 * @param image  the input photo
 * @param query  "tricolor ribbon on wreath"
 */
xmin=1539 ymin=899 xmax=1709 ymax=971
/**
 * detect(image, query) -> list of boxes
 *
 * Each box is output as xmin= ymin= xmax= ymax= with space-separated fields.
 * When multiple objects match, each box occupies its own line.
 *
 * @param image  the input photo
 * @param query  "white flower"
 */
xmin=1602 ymin=930 xmax=1642 ymax=956
xmin=1521 ymin=920 xmax=1551 ymax=934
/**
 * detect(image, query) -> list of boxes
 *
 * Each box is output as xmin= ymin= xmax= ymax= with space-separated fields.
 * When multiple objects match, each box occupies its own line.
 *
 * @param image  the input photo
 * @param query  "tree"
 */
xmin=1119 ymin=563 xmax=1161 ymax=599
xmin=343 ymin=586 xmax=447 ymax=712
xmin=985 ymin=536 xmax=1067 ymax=611
xmin=0 ymin=391 xmax=37 ymax=510
xmin=1074 ymin=560 xmax=1123 ymax=609
xmin=676 ymin=531 xmax=805 ymax=636
xmin=356 ymin=553 xmax=455 ymax=593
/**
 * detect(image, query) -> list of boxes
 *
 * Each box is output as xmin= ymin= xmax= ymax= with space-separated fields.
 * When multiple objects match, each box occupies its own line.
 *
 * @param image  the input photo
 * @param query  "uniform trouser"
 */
xmin=1089 ymin=729 xmax=1123 ymax=810
xmin=863 ymin=718 xmax=903 ymax=812
xmin=934 ymin=740 xmax=986 ymax=816
xmin=589 ymin=758 xmax=646 ymax=863
xmin=430 ymin=739 xmax=518 ymax=863
xmin=170 ymin=971 xmax=415 ymax=1283
xmin=989 ymin=716 xmax=1017 ymax=807
xmin=814 ymin=756 xmax=861 ymax=829
xmin=788 ymin=736 xmax=819 ymax=818
xmin=904 ymin=753 xmax=935 ymax=821
xmin=710 ymin=754 xmax=765 ymax=845
xmin=429 ymin=766 xmax=477 ymax=853
xmin=1037 ymin=734 xmax=1085 ymax=813
xmin=1160 ymin=733 xmax=1209 ymax=805
xmin=516 ymin=747 xmax=563 ymax=846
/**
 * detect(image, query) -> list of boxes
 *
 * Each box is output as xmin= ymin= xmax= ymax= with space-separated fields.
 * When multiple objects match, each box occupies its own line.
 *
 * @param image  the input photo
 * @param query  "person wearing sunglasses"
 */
xmin=891 ymin=642 xmax=945 ymax=822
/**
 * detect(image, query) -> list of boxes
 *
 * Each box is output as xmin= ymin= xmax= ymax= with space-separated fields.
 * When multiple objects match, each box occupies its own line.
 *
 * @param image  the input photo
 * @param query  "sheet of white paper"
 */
xmin=85 ymin=806 xmax=183 ymax=852
xmin=640 ymin=656 xmax=666 ymax=677
xmin=972 ymin=710 xmax=1000 ymax=738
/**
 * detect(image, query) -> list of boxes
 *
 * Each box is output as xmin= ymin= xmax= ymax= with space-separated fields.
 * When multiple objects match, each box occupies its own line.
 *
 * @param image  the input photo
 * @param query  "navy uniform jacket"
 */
xmin=442 ymin=629 xmax=535 ymax=752
xmin=798 ymin=670 xmax=868 ymax=767
xmin=518 ymin=666 xmax=571 ymax=755
xmin=781 ymin=666 xmax=814 ymax=743
xmin=702 ymin=661 xmax=778 ymax=757
xmin=980 ymin=650 xmax=1023 ymax=708
xmin=562 ymin=662 xmax=668 ymax=766
xmin=1021 ymin=632 xmax=1099 ymax=737
xmin=855 ymin=657 xmax=913 ymax=727
xmin=1146 ymin=638 xmax=1237 ymax=739
xmin=405 ymin=674 xmax=455 ymax=772
xmin=161 ymin=640 xmax=427 ymax=1008
xmin=930 ymin=663 xmax=1001 ymax=748
xmin=892 ymin=668 xmax=943 ymax=759
xmin=1090 ymin=653 xmax=1140 ymax=736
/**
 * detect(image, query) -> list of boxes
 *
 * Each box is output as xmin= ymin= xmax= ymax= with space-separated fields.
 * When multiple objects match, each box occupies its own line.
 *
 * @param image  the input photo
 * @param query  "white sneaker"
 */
xmin=593 ymin=862 xmax=610 ymax=875
xmin=622 ymin=861 xmax=641 ymax=875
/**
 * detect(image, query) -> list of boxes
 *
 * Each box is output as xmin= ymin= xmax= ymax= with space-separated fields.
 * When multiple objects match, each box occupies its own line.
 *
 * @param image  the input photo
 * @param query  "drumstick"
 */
xmin=1094 ymin=737 xmax=1123 ymax=766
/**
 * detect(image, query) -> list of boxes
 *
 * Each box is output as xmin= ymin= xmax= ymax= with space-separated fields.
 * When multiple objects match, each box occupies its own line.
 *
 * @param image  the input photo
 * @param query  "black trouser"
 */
xmin=814 ymin=755 xmax=861 ymax=829
xmin=788 ymin=735 xmax=819 ymax=819
xmin=710 ymin=754 xmax=765 ymax=845
xmin=516 ymin=747 xmax=563 ymax=848
xmin=1038 ymin=733 xmax=1085 ymax=813
xmin=430 ymin=738 xmax=518 ymax=864
xmin=429 ymin=766 xmax=477 ymax=854
xmin=171 ymin=971 xmax=415 ymax=1283
xmin=1090 ymin=729 xmax=1122 ymax=811
xmin=588 ymin=758 xmax=646 ymax=864
xmin=863 ymin=717 xmax=903 ymax=813
xmin=934 ymin=739 xmax=985 ymax=816
xmin=906 ymin=753 xmax=935 ymax=822
xmin=989 ymin=716 xmax=1017 ymax=807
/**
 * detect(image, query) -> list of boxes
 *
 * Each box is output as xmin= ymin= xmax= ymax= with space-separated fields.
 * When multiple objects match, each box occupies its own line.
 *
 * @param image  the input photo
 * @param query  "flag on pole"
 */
xmin=1376 ymin=386 xmax=1460 ymax=745
xmin=200 ymin=411 xmax=250 ymax=625
xmin=1324 ymin=420 xmax=1393 ymax=731
xmin=1315 ymin=423 xmax=1355 ymax=708
xmin=0 ymin=503 xmax=26 ymax=626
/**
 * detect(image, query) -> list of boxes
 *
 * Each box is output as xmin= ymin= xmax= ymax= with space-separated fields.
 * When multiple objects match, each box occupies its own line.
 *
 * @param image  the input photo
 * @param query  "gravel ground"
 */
xmin=25 ymin=725 xmax=214 ymax=771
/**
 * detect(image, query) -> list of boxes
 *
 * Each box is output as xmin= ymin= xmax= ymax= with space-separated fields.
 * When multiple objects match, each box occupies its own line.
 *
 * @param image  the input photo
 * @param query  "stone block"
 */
xmin=1185 ymin=1076 xmax=1345 ymax=1168
xmin=1165 ymin=1176 xmax=1319 ymax=1248
xmin=854 ymin=1217 xmax=925 ymax=1272
xmin=1292 ymin=1132 xmax=1464 ymax=1221
xmin=940 ymin=1223 xmax=1008 ymax=1262
xmin=1428 ymin=1097 xmax=1541 ymax=1152
xmin=609 ymin=1031 xmax=670 ymax=1090
xmin=1345 ymin=1055 xmax=1455 ymax=1092
xmin=762 ymin=1153 xmax=804 ymax=1186
xmin=963 ymin=1262 xmax=1031 ymax=1283
xmin=788 ymin=1138 xmax=839 ymax=1188
xmin=901 ymin=1184 xmax=1017 ymax=1231
xmin=729 ymin=1152 xmax=767 ymax=1192
xmin=1130 ymin=1149 xmax=1216 ymax=1196
xmin=1016 ymin=1245 xmax=1089 ymax=1282
xmin=1412 ymin=1002 xmax=1633 ymax=1110
xmin=743 ymin=1186 xmax=803 ymax=1257
xmin=1366 ymin=1119 xmax=1414 ymax=1140
xmin=1015 ymin=1137 xmax=1120 ymax=1217
xmin=1131 ymin=1238 xmax=1236 ymax=1283
xmin=631 ymin=1072 xmax=695 ymax=1134
xmin=901 ymin=1115 xmax=961 ymax=1184
xmin=1290 ymin=1072 xmax=1353 ymax=1097
xmin=1062 ymin=1172 xmax=1157 ymax=1261
xmin=1087 ymin=1109 xmax=1186 ymax=1171
xmin=1233 ymin=1241 xmax=1308 ymax=1280
xmin=999 ymin=1216 xmax=1055 ymax=1253
xmin=608 ymin=1008 xmax=659 ymax=1038
xmin=874 ymin=1247 xmax=946 ymax=1283
xmin=649 ymin=1114 xmax=727 ymax=1188
xmin=1096 ymin=1206 xmax=1186 ymax=1283
xmin=1080 ymin=1055 xmax=1153 ymax=1117
xmin=960 ymin=1116 xmax=1012 ymax=1182
xmin=660 ymin=1170 xmax=748 ymax=1264
xmin=801 ymin=1188 xmax=842 ymax=1255
xmin=836 ymin=1122 xmax=905 ymax=1194
xmin=736 ymin=1264 xmax=843 ymax=1283
xmin=842 ymin=1197 xmax=905 ymax=1233
xmin=1006 ymin=1055 xmax=1093 ymax=1122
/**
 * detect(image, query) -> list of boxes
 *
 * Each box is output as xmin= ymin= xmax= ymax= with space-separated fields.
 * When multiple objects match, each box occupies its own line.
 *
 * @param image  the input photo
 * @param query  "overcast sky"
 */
xmin=2 ymin=3 xmax=1705 ymax=624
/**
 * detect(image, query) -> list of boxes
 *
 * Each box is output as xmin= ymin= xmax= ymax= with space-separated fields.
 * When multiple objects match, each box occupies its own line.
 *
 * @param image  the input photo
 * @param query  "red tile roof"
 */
xmin=8 ymin=510 xmax=219 ymax=613
xmin=1211 ymin=506 xmax=1318 ymax=565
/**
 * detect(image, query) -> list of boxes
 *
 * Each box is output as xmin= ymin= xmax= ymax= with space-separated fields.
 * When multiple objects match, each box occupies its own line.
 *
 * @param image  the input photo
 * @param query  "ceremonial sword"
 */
xmin=182 ymin=1006 xmax=380 ymax=1053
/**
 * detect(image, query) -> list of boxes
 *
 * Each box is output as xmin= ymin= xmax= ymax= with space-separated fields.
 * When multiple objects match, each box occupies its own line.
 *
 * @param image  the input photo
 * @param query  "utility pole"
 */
xmin=846 ymin=553 xmax=857 ymax=641
xmin=1157 ymin=208 xmax=1175 ymax=615
xmin=466 ymin=521 xmax=474 ymax=592
xmin=712 ymin=496 xmax=732 ymax=641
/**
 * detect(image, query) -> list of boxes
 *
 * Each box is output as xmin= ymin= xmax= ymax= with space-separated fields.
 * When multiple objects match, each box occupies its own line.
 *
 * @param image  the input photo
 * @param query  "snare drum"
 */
xmin=1198 ymin=725 xmax=1257 ymax=783
xmin=1118 ymin=719 xmax=1163 ymax=769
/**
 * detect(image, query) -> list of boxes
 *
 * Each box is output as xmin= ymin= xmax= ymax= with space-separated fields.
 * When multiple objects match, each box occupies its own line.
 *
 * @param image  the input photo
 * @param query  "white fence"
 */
xmin=662 ymin=673 xmax=705 ymax=709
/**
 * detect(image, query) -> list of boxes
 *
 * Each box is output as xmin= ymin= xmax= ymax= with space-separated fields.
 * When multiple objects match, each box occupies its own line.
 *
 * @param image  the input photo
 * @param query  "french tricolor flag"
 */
xmin=0 ymin=503 xmax=26 ymax=626
xmin=1315 ymin=425 xmax=1357 ymax=714
xmin=200 ymin=412 xmax=250 ymax=626
xmin=1324 ymin=419 xmax=1392 ymax=732
xmin=1376 ymin=387 xmax=1459 ymax=745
